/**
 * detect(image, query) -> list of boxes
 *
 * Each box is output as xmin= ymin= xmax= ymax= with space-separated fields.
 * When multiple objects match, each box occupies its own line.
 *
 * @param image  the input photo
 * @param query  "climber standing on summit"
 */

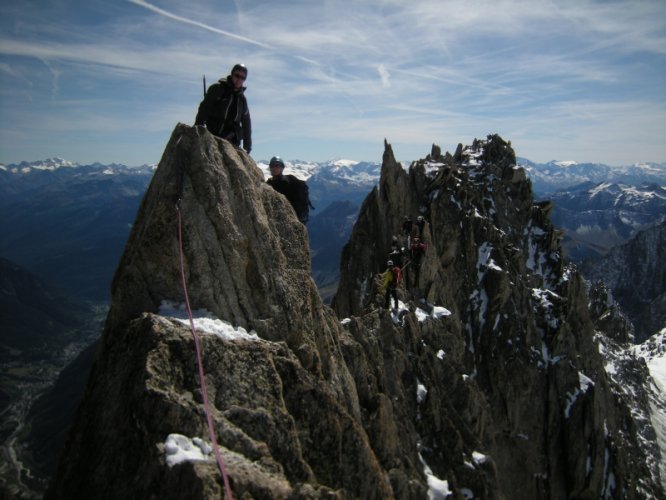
xmin=195 ymin=63 xmax=252 ymax=154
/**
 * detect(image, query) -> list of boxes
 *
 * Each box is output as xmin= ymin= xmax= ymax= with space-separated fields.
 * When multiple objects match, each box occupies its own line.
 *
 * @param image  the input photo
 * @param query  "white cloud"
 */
xmin=127 ymin=0 xmax=271 ymax=48
xmin=377 ymin=64 xmax=391 ymax=88
xmin=0 ymin=0 xmax=665 ymax=165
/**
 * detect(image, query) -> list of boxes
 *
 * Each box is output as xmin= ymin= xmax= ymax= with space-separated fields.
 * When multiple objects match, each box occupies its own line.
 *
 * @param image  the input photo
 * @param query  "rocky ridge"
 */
xmin=332 ymin=135 xmax=662 ymax=497
xmin=46 ymin=126 xmax=663 ymax=499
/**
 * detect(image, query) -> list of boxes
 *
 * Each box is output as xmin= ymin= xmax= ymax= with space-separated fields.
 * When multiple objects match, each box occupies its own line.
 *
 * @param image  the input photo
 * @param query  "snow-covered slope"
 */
xmin=596 ymin=328 xmax=666 ymax=493
xmin=633 ymin=329 xmax=666 ymax=489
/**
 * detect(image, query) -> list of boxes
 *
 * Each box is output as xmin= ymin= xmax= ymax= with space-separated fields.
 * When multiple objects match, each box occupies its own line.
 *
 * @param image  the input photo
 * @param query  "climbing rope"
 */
xmin=176 ymin=199 xmax=234 ymax=500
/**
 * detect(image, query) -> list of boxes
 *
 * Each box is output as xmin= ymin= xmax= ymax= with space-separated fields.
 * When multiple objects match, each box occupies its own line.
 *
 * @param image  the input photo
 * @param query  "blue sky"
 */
xmin=1 ymin=0 xmax=665 ymax=166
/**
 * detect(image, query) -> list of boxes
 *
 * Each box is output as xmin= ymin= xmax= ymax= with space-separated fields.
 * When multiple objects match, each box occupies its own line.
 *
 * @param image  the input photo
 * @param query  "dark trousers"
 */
xmin=414 ymin=264 xmax=420 ymax=287
xmin=411 ymin=261 xmax=422 ymax=287
xmin=384 ymin=287 xmax=398 ymax=309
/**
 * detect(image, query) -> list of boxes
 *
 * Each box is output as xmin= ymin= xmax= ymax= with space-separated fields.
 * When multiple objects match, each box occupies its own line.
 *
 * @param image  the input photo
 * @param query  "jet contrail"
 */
xmin=127 ymin=0 xmax=272 ymax=49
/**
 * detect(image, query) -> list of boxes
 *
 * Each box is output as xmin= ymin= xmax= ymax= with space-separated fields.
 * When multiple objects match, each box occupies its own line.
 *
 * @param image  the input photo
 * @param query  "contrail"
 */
xmin=127 ymin=0 xmax=272 ymax=49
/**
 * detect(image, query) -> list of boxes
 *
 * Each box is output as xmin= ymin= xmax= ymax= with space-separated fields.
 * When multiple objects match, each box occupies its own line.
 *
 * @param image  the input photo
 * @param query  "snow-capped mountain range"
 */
xmin=2 ymin=156 xmax=665 ymax=272
xmin=548 ymin=181 xmax=666 ymax=262
xmin=4 ymin=156 xmax=665 ymax=192
xmin=0 ymin=157 xmax=78 ymax=171
xmin=518 ymin=158 xmax=666 ymax=195
xmin=3 ymin=155 xmax=664 ymax=295
xmin=1 ymin=156 xmax=374 ymax=180
xmin=4 ymin=156 xmax=665 ymax=185
xmin=0 ymin=157 xmax=156 ymax=174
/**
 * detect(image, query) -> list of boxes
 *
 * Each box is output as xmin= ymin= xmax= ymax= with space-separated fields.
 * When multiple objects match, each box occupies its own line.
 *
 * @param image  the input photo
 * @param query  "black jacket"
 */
xmin=195 ymin=76 xmax=252 ymax=152
xmin=267 ymin=174 xmax=311 ymax=223
xmin=267 ymin=174 xmax=299 ymax=207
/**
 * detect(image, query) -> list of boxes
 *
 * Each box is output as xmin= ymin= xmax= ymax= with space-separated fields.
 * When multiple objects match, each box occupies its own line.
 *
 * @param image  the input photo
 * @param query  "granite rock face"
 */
xmin=46 ymin=127 xmax=663 ymax=499
xmin=47 ymin=124 xmax=381 ymax=499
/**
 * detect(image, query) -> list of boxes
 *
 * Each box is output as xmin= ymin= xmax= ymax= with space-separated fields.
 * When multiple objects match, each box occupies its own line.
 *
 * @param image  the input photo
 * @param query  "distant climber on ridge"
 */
xmin=381 ymin=260 xmax=402 ymax=310
xmin=266 ymin=156 xmax=314 ymax=224
xmin=409 ymin=236 xmax=427 ymax=288
xmin=388 ymin=240 xmax=405 ymax=269
xmin=195 ymin=63 xmax=252 ymax=154
xmin=416 ymin=215 xmax=427 ymax=239
xmin=402 ymin=216 xmax=413 ymax=246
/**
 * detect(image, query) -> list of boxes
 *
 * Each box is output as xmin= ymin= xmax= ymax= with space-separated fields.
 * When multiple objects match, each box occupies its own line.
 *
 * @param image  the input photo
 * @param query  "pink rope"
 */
xmin=176 ymin=202 xmax=233 ymax=500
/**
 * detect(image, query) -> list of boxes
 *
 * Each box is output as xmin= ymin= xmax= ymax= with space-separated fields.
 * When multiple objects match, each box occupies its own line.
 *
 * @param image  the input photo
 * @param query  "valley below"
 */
xmin=0 ymin=304 xmax=106 ymax=499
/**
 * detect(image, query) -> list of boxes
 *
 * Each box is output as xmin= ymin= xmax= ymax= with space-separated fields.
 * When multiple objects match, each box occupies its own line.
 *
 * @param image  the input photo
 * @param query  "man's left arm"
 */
xmin=242 ymin=99 xmax=252 ymax=153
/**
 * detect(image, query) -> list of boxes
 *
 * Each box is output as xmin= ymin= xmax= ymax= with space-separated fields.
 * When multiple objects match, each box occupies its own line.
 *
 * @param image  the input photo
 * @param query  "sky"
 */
xmin=1 ymin=0 xmax=665 ymax=166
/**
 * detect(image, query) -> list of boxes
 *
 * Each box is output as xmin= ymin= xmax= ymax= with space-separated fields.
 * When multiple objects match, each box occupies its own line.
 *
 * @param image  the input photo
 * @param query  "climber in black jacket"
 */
xmin=266 ymin=156 xmax=313 ymax=224
xmin=195 ymin=63 xmax=252 ymax=154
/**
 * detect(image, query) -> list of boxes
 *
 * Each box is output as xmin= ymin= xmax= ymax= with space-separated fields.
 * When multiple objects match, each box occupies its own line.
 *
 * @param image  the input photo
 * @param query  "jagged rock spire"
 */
xmin=333 ymin=134 xmax=663 ymax=498
xmin=107 ymin=124 xmax=310 ymax=339
xmin=47 ymin=125 xmax=391 ymax=499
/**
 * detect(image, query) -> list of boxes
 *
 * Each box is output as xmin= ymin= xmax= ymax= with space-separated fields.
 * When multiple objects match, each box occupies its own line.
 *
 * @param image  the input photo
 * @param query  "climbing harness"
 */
xmin=176 ymin=198 xmax=234 ymax=500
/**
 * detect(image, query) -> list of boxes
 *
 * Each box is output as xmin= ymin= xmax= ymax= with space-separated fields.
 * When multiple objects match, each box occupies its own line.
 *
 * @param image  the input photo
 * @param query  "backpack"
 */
xmin=287 ymin=175 xmax=314 ymax=224
xmin=390 ymin=266 xmax=402 ymax=287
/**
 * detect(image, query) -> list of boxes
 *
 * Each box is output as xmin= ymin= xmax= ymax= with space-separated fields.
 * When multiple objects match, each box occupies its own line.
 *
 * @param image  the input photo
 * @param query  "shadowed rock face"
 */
xmin=333 ymin=135 xmax=662 ymax=498
xmin=46 ymin=127 xmax=662 ymax=499
xmin=582 ymin=220 xmax=666 ymax=343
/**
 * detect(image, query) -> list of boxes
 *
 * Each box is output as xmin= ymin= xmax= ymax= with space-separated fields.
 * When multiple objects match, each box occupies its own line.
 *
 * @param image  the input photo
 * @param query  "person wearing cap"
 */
xmin=388 ymin=241 xmax=404 ymax=269
xmin=195 ymin=63 xmax=252 ymax=153
xmin=266 ymin=156 xmax=313 ymax=224
xmin=416 ymin=215 xmax=427 ymax=239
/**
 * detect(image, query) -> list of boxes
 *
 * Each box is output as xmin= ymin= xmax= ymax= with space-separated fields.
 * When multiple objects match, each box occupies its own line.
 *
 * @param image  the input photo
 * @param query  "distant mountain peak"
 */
xmin=1 ymin=159 xmax=157 ymax=177
xmin=521 ymin=158 xmax=666 ymax=196
xmin=552 ymin=160 xmax=578 ymax=167
xmin=1 ymin=157 xmax=78 ymax=172
xmin=330 ymin=158 xmax=360 ymax=167
xmin=588 ymin=181 xmax=620 ymax=196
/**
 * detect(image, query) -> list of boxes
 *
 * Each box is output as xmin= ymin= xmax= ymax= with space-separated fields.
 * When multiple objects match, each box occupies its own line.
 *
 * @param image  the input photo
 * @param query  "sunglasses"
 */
xmin=232 ymin=73 xmax=247 ymax=80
